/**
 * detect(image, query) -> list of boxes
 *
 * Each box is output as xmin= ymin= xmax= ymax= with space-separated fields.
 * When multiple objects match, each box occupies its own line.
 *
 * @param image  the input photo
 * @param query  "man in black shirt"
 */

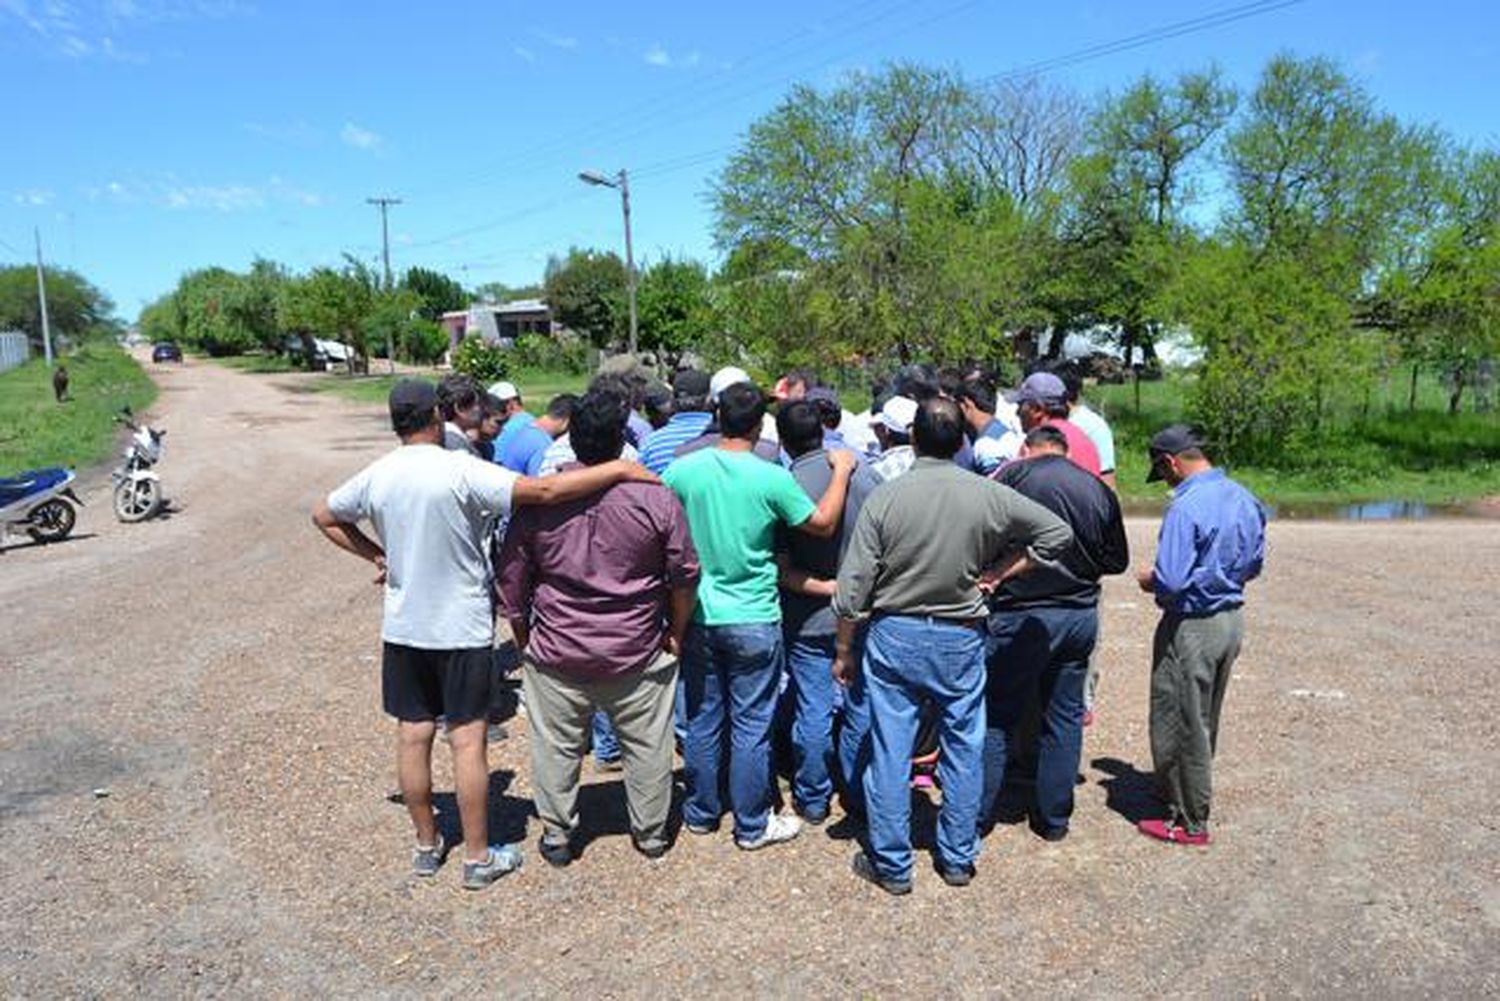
xmin=981 ymin=426 xmax=1129 ymax=841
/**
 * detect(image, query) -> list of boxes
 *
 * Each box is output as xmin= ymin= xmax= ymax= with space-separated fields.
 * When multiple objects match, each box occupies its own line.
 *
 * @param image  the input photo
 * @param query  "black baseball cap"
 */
xmin=672 ymin=368 xmax=711 ymax=399
xmin=1146 ymin=424 xmax=1207 ymax=482
xmin=389 ymin=379 xmax=438 ymax=434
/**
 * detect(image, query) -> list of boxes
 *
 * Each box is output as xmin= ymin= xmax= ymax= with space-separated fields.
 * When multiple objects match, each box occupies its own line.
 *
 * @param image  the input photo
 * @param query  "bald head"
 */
xmin=913 ymin=397 xmax=965 ymax=459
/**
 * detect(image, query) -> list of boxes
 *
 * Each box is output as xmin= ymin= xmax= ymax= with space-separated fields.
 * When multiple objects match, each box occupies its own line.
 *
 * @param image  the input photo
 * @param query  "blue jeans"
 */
xmin=784 ymin=633 xmax=839 ymax=813
xmin=980 ymin=605 xmax=1098 ymax=833
xmin=836 ymin=666 xmax=871 ymax=818
xmin=591 ymin=711 xmax=620 ymax=762
xmin=862 ymin=614 xmax=987 ymax=881
xmin=681 ymin=622 xmax=784 ymax=841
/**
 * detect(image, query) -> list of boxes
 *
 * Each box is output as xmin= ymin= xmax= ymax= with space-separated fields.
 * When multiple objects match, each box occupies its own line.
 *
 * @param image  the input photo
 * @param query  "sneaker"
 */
xmin=1036 ymin=824 xmax=1069 ymax=843
xmin=911 ymin=772 xmax=936 ymax=791
xmin=735 ymin=812 xmax=802 ymax=851
xmin=796 ymin=802 xmax=830 ymax=826
xmin=683 ymin=819 xmax=719 ymax=836
xmin=461 ymin=844 xmax=524 ymax=889
xmin=1137 ymin=818 xmax=1210 ymax=846
xmin=412 ymin=834 xmax=448 ymax=877
xmin=537 ymin=835 xmax=574 ymax=869
xmin=1083 ymin=709 xmax=1096 ymax=728
xmin=633 ymin=838 xmax=669 ymax=860
xmin=851 ymin=850 xmax=912 ymax=895
xmin=486 ymin=723 xmax=508 ymax=743
xmin=937 ymin=861 xmax=975 ymax=887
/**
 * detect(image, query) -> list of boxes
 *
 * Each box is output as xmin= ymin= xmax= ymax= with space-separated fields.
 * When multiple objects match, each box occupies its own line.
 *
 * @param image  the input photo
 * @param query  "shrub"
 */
xmin=512 ymin=333 xmax=592 ymax=374
xmin=452 ymin=334 xmax=508 ymax=384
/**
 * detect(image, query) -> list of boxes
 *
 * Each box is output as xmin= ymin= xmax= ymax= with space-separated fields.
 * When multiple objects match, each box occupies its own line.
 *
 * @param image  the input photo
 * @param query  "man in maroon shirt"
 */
xmin=498 ymin=389 xmax=701 ymax=865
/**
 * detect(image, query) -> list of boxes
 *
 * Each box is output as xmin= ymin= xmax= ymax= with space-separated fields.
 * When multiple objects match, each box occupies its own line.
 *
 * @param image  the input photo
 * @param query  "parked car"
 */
xmin=152 ymin=341 xmax=183 ymax=363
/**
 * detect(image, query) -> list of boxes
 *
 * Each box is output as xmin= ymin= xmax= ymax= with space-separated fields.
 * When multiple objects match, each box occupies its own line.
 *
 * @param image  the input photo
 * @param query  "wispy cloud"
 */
xmin=340 ymin=122 xmax=383 ymax=152
xmin=13 ymin=188 xmax=56 ymax=206
xmin=531 ymin=26 xmax=576 ymax=50
xmin=86 ymin=173 xmax=321 ymax=211
xmin=1 ymin=0 xmax=248 ymax=61
xmin=644 ymin=43 xmax=700 ymax=69
xmin=1352 ymin=47 xmax=1383 ymax=75
xmin=512 ymin=45 xmax=536 ymax=64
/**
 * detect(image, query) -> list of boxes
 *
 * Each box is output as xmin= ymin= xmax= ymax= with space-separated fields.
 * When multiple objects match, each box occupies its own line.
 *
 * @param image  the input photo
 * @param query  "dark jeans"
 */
xmin=981 ymin=605 xmax=1098 ymax=834
xmin=681 ymin=621 xmax=785 ymax=841
xmin=783 ymin=632 xmax=840 ymax=813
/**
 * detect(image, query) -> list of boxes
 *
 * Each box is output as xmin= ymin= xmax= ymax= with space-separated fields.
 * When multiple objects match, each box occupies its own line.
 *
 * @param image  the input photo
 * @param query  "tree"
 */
xmin=452 ymin=333 xmax=508 ymax=384
xmin=278 ymin=264 xmax=374 ymax=374
xmin=173 ymin=267 xmax=257 ymax=356
xmin=401 ymin=266 xmax=467 ymax=321
xmin=543 ymin=248 xmax=627 ymax=348
xmin=0 ymin=264 xmax=116 ymax=350
xmin=636 ymin=257 xmax=717 ymax=368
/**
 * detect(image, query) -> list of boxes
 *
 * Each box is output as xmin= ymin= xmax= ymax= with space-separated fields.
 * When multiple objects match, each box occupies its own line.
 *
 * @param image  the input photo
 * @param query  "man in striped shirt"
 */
xmin=639 ymin=369 xmax=714 ymax=475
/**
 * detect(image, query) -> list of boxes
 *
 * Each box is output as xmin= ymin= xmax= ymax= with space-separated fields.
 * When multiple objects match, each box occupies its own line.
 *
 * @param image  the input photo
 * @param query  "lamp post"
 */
xmin=578 ymin=168 xmax=637 ymax=356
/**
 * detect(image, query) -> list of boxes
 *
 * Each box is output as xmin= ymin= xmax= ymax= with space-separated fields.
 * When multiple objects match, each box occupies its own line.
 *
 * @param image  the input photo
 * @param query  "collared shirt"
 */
xmin=971 ymin=417 xmax=1023 ymax=475
xmin=1042 ymin=418 xmax=1103 ymax=478
xmin=498 ymin=469 xmax=700 ymax=678
xmin=493 ymin=412 xmax=535 ymax=457
xmin=497 ymin=422 xmax=554 ymax=476
xmin=778 ymin=449 xmax=883 ymax=638
xmin=871 ymin=445 xmax=916 ymax=482
xmin=993 ymin=454 xmax=1129 ymax=609
xmin=442 ymin=421 xmax=475 ymax=454
xmin=1068 ymin=403 xmax=1116 ymax=474
xmin=328 ymin=444 xmax=516 ymax=649
xmin=639 ymin=411 xmax=713 ymax=474
xmin=537 ymin=434 xmax=639 ymax=477
xmin=1153 ymin=468 xmax=1266 ymax=615
xmin=833 ymin=457 xmax=1074 ymax=622
xmin=626 ymin=410 xmax=653 ymax=449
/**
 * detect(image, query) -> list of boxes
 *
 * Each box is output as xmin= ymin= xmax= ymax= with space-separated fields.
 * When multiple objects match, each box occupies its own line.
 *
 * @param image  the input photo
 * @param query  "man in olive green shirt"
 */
xmin=664 ymin=383 xmax=856 ymax=851
xmin=832 ymin=398 xmax=1072 ymax=893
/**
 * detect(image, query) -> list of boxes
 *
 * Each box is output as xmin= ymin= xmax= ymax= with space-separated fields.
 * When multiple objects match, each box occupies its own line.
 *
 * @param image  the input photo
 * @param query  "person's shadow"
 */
xmin=1092 ymin=756 xmax=1160 ymax=824
xmin=431 ymin=770 xmax=534 ymax=848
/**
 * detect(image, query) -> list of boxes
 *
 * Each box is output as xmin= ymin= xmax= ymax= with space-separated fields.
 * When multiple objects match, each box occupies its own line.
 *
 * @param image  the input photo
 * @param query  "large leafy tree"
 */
xmin=278 ymin=262 xmax=375 ymax=373
xmin=401 ymin=266 xmax=467 ymax=321
xmin=542 ymin=248 xmax=627 ymax=348
xmin=636 ymin=257 xmax=716 ymax=369
xmin=0 ymin=264 xmax=116 ymax=350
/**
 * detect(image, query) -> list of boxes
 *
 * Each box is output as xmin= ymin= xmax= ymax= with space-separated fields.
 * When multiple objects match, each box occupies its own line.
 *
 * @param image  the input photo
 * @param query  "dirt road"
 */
xmin=2 ymin=357 xmax=1497 ymax=997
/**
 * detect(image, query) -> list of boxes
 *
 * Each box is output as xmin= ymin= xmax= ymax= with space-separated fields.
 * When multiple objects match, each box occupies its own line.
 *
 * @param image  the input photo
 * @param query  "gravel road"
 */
xmin=2 ymin=356 xmax=1497 ymax=998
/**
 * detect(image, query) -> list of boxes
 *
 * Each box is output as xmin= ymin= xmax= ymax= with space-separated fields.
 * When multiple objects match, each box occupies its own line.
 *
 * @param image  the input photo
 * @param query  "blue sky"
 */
xmin=1 ymin=0 xmax=1496 ymax=319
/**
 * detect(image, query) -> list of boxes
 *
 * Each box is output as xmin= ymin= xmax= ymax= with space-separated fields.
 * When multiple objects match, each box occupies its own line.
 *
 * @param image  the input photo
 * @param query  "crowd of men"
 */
xmin=313 ymin=357 xmax=1266 ymax=892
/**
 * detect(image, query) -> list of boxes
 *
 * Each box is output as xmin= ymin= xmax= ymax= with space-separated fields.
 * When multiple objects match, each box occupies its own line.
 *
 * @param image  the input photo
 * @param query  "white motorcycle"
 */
xmin=0 ymin=466 xmax=81 ymax=545
xmin=112 ymin=407 xmax=167 ymax=523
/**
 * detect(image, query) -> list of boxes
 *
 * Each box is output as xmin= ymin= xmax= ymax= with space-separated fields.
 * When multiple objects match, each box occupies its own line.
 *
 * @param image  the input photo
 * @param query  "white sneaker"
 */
xmin=735 ymin=812 xmax=802 ymax=851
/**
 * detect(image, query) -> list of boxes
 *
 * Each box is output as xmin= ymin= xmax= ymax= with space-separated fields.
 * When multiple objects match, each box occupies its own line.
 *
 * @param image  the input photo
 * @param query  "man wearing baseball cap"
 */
xmin=1008 ymin=372 xmax=1102 ymax=478
xmin=1135 ymin=424 xmax=1266 ymax=846
xmin=870 ymin=395 xmax=919 ymax=482
xmin=312 ymin=379 xmax=658 ymax=889
xmin=488 ymin=380 xmax=534 ymax=458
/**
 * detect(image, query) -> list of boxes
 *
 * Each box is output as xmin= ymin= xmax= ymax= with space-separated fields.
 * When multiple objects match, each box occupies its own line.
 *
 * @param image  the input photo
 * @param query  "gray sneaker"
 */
xmin=412 ymin=834 xmax=448 ymax=877
xmin=462 ymin=844 xmax=523 ymax=890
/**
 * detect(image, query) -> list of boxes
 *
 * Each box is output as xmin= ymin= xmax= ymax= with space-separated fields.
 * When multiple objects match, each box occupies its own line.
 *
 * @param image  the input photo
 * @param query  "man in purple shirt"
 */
xmin=498 ymin=390 xmax=701 ymax=864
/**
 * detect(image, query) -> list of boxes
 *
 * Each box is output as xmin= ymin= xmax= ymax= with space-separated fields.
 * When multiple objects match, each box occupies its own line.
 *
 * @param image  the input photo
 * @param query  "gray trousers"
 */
xmin=522 ymin=652 xmax=679 ymax=852
xmin=1149 ymin=608 xmax=1243 ymax=832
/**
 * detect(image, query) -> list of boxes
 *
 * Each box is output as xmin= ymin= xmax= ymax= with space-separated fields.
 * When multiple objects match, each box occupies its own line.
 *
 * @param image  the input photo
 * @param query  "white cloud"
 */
xmin=87 ymin=173 xmax=321 ymax=211
xmin=163 ymin=183 xmax=262 ymax=211
xmin=531 ymin=27 xmax=576 ymax=50
xmin=644 ymin=43 xmax=701 ymax=69
xmin=1 ymin=0 xmax=247 ymax=60
xmin=340 ymin=122 xmax=382 ymax=151
xmin=512 ymin=44 xmax=536 ymax=63
xmin=13 ymin=188 xmax=55 ymax=206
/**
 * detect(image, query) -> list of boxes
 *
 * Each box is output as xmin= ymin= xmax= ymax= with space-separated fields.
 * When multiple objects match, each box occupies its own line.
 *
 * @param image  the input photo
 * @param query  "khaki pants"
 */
xmin=522 ymin=652 xmax=678 ymax=852
xmin=1149 ymin=608 xmax=1243 ymax=833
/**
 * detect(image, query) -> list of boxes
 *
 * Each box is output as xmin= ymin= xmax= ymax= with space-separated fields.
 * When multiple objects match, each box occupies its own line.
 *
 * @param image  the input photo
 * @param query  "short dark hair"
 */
xmin=812 ymin=396 xmax=841 ymax=430
xmin=1024 ymin=425 xmax=1069 ymax=454
xmin=546 ymin=393 xmax=579 ymax=420
xmin=1058 ymin=362 xmax=1084 ymax=403
xmin=957 ymin=378 xmax=996 ymax=415
xmin=1041 ymin=399 xmax=1071 ymax=419
xmin=937 ymin=367 xmax=966 ymax=401
xmin=718 ymin=382 xmax=766 ymax=440
xmin=785 ymin=369 xmax=817 ymax=393
xmin=436 ymin=373 xmax=482 ymax=420
xmin=776 ymin=401 xmax=824 ymax=458
xmin=588 ymin=372 xmax=632 ymax=400
xmin=892 ymin=363 xmax=940 ymax=402
xmin=913 ymin=397 xmax=965 ymax=459
xmin=569 ymin=391 xmax=626 ymax=465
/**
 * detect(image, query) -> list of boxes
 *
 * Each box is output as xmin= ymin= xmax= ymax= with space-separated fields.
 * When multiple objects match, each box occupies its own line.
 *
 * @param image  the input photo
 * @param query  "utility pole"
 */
xmin=367 ymin=196 xmax=401 ymax=374
xmin=619 ymin=169 xmax=637 ymax=357
xmin=34 ymin=228 xmax=53 ymax=367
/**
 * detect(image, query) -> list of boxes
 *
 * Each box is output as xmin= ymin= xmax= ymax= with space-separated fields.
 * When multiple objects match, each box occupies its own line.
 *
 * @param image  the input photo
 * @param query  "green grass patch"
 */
xmin=0 ymin=344 xmax=157 ymax=477
xmin=281 ymin=366 xmax=592 ymax=408
xmin=210 ymin=352 xmax=298 ymax=374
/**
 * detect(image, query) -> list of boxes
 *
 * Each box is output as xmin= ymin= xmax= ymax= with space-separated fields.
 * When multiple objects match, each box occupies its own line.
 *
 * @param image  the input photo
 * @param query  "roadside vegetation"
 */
xmin=0 ymin=344 xmax=156 ymax=477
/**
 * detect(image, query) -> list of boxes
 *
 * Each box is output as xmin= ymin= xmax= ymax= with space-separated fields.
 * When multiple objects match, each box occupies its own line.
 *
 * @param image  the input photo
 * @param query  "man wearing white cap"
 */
xmin=711 ymin=366 xmax=779 ymax=446
xmin=870 ymin=396 xmax=919 ymax=482
xmin=488 ymin=381 xmax=534 ymax=460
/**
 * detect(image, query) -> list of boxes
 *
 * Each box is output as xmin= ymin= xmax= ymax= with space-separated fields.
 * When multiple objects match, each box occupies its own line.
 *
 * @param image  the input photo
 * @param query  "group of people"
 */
xmin=313 ymin=357 xmax=1265 ymax=893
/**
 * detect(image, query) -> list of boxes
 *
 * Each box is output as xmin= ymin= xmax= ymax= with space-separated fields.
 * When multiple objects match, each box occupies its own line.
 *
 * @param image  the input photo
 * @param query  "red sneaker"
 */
xmin=1137 ymin=818 xmax=1210 ymax=846
xmin=1082 ymin=709 xmax=1096 ymax=728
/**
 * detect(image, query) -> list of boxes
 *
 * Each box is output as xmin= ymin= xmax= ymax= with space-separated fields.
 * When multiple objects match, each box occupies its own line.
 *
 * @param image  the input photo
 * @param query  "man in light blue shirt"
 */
xmin=499 ymin=395 xmax=575 ymax=477
xmin=1135 ymin=425 xmax=1265 ymax=847
xmin=1060 ymin=366 xmax=1117 ymax=488
xmin=639 ymin=369 xmax=714 ymax=475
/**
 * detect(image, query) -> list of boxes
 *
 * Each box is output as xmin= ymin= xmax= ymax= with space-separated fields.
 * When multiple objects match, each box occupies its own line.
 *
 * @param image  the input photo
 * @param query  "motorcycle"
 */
xmin=0 ymin=466 xmax=82 ymax=545
xmin=112 ymin=407 xmax=167 ymax=523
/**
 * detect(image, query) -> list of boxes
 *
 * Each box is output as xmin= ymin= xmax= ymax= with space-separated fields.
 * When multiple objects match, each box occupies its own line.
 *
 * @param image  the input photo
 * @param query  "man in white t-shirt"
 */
xmin=313 ymin=379 xmax=657 ymax=890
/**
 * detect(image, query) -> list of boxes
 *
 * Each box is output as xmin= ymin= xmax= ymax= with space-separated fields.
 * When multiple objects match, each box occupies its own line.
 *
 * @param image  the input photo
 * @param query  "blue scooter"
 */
xmin=0 ymin=467 xmax=81 ymax=545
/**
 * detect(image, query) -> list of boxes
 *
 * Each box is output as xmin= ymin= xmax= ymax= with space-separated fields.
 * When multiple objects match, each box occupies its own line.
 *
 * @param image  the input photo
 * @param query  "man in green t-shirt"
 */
xmin=664 ymin=382 xmax=856 ymax=850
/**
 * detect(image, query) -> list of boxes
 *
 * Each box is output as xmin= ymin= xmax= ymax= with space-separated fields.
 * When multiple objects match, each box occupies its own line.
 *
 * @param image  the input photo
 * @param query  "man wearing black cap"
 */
xmin=312 ymin=379 xmax=658 ymax=889
xmin=1135 ymin=425 xmax=1266 ymax=846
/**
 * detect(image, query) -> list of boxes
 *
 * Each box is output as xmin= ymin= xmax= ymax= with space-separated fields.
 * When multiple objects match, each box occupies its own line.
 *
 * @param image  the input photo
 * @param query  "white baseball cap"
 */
xmin=875 ymin=395 xmax=918 ymax=435
xmin=709 ymin=366 xmax=752 ymax=404
xmin=488 ymin=381 xmax=519 ymax=401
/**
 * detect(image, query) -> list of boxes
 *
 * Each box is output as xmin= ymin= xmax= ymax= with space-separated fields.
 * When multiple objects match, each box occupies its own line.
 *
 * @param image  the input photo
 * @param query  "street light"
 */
xmin=578 ymin=167 xmax=638 ymax=356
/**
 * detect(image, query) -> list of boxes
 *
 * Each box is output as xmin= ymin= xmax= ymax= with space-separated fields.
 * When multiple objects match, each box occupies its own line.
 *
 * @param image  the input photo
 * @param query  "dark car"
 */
xmin=151 ymin=341 xmax=183 ymax=363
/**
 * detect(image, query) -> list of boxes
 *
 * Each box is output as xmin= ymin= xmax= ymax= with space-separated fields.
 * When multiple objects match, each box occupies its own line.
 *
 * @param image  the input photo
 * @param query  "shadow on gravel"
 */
xmin=1092 ymin=756 xmax=1161 ymax=824
xmin=0 ymin=532 xmax=100 ymax=555
xmin=430 ymin=770 xmax=533 ymax=848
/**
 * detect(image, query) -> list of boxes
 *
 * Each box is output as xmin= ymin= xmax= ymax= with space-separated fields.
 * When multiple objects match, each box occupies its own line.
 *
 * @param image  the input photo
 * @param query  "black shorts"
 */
xmin=382 ymin=643 xmax=494 ymax=724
